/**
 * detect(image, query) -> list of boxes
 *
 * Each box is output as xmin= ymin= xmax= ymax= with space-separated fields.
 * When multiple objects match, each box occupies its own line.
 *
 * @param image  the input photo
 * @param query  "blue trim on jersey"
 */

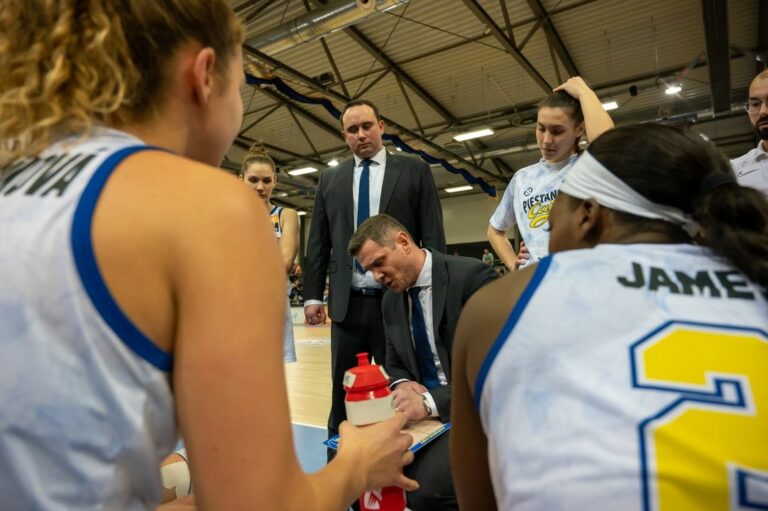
xmin=628 ymin=320 xmax=768 ymax=511
xmin=736 ymin=468 xmax=768 ymax=509
xmin=473 ymin=255 xmax=553 ymax=410
xmin=71 ymin=145 xmax=173 ymax=372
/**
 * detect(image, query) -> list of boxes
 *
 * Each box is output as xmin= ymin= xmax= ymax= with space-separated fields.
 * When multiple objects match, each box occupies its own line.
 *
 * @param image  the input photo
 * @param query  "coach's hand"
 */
xmin=304 ymin=303 xmax=326 ymax=325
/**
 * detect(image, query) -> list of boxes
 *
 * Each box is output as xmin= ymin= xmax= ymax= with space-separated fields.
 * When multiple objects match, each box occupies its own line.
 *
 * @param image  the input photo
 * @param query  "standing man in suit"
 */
xmin=304 ymin=100 xmax=447 ymax=452
xmin=348 ymin=214 xmax=498 ymax=511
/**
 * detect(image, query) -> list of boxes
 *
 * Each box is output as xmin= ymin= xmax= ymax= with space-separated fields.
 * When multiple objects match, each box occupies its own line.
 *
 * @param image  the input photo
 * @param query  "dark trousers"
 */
xmin=404 ymin=431 xmax=458 ymax=511
xmin=327 ymin=292 xmax=387 ymax=451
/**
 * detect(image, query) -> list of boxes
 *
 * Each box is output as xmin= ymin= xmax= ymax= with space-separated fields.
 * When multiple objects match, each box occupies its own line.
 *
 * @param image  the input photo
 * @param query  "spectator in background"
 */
xmin=481 ymin=249 xmax=494 ymax=266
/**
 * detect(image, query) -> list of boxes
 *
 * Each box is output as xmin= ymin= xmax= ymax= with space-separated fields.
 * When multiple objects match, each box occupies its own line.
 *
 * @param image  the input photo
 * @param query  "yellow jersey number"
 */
xmin=631 ymin=321 xmax=768 ymax=511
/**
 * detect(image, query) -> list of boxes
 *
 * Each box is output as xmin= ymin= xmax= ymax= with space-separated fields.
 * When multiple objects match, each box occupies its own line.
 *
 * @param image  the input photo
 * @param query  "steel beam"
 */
xmin=255 ymin=85 xmax=343 ymax=140
xmin=344 ymin=26 xmax=458 ymax=124
xmin=330 ymin=0 xmax=600 ymax=86
xmin=354 ymin=69 xmax=390 ymax=98
xmin=265 ymin=142 xmax=325 ymax=167
xmin=394 ymin=74 xmax=425 ymax=134
xmin=461 ymin=0 xmax=551 ymax=92
xmin=414 ymin=52 xmax=749 ymax=139
xmin=300 ymin=0 xmax=352 ymax=97
xmin=305 ymin=0 xmax=457 ymax=124
xmin=287 ymin=108 xmax=323 ymax=160
xmin=701 ymin=0 xmax=731 ymax=113
xmin=320 ymin=38 xmax=351 ymax=97
xmin=243 ymin=44 xmax=499 ymax=181
xmin=243 ymin=0 xmax=279 ymax=24
xmin=239 ymin=103 xmax=281 ymax=137
xmin=499 ymin=0 xmax=516 ymax=46
xmin=526 ymin=0 xmax=579 ymax=76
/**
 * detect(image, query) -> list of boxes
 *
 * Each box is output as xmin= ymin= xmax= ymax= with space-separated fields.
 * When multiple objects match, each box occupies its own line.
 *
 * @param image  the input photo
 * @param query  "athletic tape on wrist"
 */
xmin=161 ymin=460 xmax=192 ymax=498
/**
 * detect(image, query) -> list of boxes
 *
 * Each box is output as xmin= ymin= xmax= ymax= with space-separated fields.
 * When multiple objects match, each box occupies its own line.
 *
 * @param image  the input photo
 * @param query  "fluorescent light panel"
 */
xmin=327 ymin=159 xmax=339 ymax=167
xmin=665 ymin=85 xmax=682 ymax=95
xmin=601 ymin=101 xmax=618 ymax=111
xmin=297 ymin=211 xmax=307 ymax=216
xmin=445 ymin=185 xmax=473 ymax=193
xmin=453 ymin=128 xmax=494 ymax=142
xmin=288 ymin=166 xmax=318 ymax=176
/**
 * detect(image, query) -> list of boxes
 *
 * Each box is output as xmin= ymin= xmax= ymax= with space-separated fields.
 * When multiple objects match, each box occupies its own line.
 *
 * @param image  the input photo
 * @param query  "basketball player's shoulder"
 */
xmin=112 ymin=150 xmax=265 ymax=245
xmin=129 ymin=151 xmax=259 ymax=213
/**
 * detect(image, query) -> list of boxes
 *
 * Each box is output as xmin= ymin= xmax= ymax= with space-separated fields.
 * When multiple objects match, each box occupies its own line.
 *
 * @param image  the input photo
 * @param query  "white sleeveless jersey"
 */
xmin=489 ymin=154 xmax=577 ymax=267
xmin=269 ymin=205 xmax=297 ymax=362
xmin=270 ymin=205 xmax=284 ymax=239
xmin=477 ymin=244 xmax=768 ymax=511
xmin=0 ymin=128 xmax=177 ymax=509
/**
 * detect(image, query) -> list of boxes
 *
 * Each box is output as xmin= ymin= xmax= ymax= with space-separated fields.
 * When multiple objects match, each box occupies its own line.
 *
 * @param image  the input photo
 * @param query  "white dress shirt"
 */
xmin=351 ymin=148 xmax=387 ymax=290
xmin=305 ymin=148 xmax=388 ymax=308
xmin=391 ymin=250 xmax=448 ymax=418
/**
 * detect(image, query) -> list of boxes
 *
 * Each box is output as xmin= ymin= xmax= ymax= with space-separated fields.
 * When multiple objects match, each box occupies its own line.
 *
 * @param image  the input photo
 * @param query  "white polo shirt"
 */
xmin=731 ymin=141 xmax=768 ymax=196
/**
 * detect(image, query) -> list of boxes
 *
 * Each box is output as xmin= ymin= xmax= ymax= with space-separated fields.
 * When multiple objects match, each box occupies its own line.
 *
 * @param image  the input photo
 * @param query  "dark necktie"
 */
xmin=408 ymin=287 xmax=439 ymax=389
xmin=355 ymin=159 xmax=372 ymax=274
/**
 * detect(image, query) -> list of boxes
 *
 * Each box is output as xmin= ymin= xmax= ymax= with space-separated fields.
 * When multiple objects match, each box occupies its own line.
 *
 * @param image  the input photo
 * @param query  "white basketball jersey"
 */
xmin=0 ymin=128 xmax=177 ymax=509
xmin=477 ymin=244 xmax=768 ymax=511
xmin=270 ymin=205 xmax=284 ymax=239
xmin=489 ymin=155 xmax=577 ymax=267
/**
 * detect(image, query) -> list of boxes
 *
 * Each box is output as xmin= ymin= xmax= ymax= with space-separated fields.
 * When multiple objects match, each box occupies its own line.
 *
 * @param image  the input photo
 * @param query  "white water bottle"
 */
xmin=343 ymin=352 xmax=407 ymax=511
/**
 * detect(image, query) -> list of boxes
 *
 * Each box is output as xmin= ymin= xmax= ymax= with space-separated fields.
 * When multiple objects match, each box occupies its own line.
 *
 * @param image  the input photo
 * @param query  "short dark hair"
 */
xmin=340 ymin=99 xmax=382 ymax=127
xmin=348 ymin=214 xmax=411 ymax=256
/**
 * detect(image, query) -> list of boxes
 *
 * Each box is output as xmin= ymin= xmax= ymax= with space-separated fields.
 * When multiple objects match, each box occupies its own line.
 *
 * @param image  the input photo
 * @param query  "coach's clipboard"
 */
xmin=323 ymin=419 xmax=451 ymax=453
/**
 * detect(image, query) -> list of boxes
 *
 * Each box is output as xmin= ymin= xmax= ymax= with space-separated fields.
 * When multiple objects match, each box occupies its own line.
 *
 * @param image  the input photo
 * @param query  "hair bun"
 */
xmin=248 ymin=142 xmax=270 ymax=158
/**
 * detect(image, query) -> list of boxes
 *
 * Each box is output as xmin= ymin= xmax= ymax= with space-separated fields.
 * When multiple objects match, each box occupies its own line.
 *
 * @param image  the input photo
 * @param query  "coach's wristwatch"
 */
xmin=420 ymin=394 xmax=432 ymax=417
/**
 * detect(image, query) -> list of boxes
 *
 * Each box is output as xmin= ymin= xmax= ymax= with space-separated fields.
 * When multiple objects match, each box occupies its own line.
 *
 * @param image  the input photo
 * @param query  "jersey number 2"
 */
xmin=631 ymin=322 xmax=768 ymax=510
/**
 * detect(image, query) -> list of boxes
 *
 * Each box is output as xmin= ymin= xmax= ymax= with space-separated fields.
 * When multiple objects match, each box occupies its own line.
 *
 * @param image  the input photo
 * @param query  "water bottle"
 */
xmin=344 ymin=352 xmax=407 ymax=511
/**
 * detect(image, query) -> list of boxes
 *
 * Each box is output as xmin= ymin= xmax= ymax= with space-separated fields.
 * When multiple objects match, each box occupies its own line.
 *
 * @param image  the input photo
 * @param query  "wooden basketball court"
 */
xmin=284 ymin=323 xmax=332 ymax=427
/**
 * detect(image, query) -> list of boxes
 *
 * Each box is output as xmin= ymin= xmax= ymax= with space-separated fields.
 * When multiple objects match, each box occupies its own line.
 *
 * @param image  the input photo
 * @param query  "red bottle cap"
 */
xmin=343 ymin=352 xmax=391 ymax=402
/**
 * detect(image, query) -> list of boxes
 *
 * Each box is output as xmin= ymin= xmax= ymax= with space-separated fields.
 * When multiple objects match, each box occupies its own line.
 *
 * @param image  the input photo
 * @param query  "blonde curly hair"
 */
xmin=0 ymin=0 xmax=242 ymax=169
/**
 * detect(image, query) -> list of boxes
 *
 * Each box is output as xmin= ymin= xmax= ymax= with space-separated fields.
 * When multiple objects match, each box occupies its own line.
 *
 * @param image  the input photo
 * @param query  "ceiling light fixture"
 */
xmin=445 ymin=185 xmax=473 ymax=193
xmin=453 ymin=128 xmax=494 ymax=142
xmin=288 ymin=166 xmax=318 ymax=176
xmin=601 ymin=101 xmax=618 ymax=111
xmin=327 ymin=159 xmax=339 ymax=167
xmin=297 ymin=211 xmax=307 ymax=216
xmin=665 ymin=84 xmax=682 ymax=95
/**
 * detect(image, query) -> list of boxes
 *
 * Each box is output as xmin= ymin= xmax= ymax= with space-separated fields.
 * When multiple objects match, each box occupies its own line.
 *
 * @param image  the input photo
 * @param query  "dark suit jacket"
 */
xmin=382 ymin=250 xmax=498 ymax=422
xmin=304 ymin=153 xmax=446 ymax=322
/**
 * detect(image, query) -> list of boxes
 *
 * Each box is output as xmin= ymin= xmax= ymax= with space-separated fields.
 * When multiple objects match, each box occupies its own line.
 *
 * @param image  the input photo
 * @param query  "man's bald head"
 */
xmin=751 ymin=69 xmax=768 ymax=88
